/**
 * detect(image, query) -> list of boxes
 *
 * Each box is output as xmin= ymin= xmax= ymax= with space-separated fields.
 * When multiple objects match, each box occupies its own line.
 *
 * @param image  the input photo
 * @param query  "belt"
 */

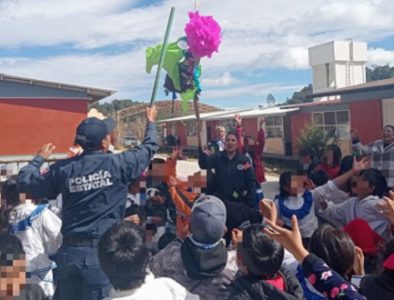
xmin=63 ymin=236 xmax=100 ymax=248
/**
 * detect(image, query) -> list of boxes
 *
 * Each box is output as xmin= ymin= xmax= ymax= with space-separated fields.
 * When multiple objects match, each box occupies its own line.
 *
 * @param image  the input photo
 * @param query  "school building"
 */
xmin=0 ymin=73 xmax=114 ymax=179
xmin=159 ymin=40 xmax=394 ymax=157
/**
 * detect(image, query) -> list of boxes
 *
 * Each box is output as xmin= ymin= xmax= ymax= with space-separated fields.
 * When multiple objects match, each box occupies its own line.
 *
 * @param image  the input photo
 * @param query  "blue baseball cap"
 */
xmin=75 ymin=117 xmax=115 ymax=150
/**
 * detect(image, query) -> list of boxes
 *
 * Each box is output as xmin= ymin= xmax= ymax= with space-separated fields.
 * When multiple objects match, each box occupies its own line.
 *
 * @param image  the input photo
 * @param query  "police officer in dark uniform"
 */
xmin=199 ymin=130 xmax=260 ymax=245
xmin=18 ymin=106 xmax=159 ymax=300
xmin=199 ymin=131 xmax=256 ymax=207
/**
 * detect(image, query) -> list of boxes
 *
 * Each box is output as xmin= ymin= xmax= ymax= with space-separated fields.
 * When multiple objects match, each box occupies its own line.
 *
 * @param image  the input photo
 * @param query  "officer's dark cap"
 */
xmin=75 ymin=117 xmax=115 ymax=150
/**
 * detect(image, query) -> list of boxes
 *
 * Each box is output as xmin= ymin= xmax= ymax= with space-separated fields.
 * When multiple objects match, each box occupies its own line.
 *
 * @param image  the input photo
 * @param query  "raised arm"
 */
xmin=17 ymin=143 xmax=59 ymax=199
xmin=264 ymin=216 xmax=366 ymax=300
xmin=332 ymin=157 xmax=370 ymax=187
xmin=168 ymin=177 xmax=192 ymax=217
xmin=351 ymin=129 xmax=371 ymax=157
xmin=118 ymin=106 xmax=160 ymax=183
xmin=198 ymin=146 xmax=217 ymax=170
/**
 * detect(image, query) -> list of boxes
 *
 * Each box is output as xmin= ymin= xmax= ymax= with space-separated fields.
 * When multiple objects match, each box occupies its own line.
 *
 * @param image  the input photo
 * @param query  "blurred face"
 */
xmin=325 ymin=149 xmax=334 ymax=167
xmin=129 ymin=179 xmax=146 ymax=195
xmin=0 ymin=254 xmax=26 ymax=298
xmin=383 ymin=126 xmax=394 ymax=144
xmin=149 ymin=162 xmax=170 ymax=184
xmin=187 ymin=170 xmax=207 ymax=193
xmin=287 ymin=175 xmax=306 ymax=197
xmin=225 ymin=134 xmax=239 ymax=154
xmin=350 ymin=175 xmax=374 ymax=199
xmin=217 ymin=127 xmax=226 ymax=139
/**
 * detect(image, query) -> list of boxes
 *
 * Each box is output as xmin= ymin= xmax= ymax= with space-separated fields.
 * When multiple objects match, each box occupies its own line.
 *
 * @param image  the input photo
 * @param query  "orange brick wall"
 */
xmin=0 ymin=98 xmax=88 ymax=156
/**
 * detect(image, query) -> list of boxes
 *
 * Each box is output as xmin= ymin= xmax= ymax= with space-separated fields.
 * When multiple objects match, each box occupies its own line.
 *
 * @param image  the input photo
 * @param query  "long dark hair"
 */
xmin=359 ymin=168 xmax=388 ymax=198
xmin=309 ymin=225 xmax=355 ymax=278
xmin=279 ymin=171 xmax=293 ymax=197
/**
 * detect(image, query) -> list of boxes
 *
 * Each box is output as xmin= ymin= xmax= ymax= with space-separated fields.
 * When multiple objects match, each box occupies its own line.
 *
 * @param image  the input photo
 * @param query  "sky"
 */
xmin=0 ymin=0 xmax=393 ymax=108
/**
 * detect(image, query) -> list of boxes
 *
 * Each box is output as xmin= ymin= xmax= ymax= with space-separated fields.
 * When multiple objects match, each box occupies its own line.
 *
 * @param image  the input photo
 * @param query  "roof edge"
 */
xmin=0 ymin=73 xmax=116 ymax=103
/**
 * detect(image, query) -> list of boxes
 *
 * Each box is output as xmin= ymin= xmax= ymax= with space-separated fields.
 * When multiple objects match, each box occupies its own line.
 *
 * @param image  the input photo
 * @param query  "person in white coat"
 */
xmin=316 ymin=158 xmax=392 ymax=240
xmin=4 ymin=175 xmax=62 ymax=298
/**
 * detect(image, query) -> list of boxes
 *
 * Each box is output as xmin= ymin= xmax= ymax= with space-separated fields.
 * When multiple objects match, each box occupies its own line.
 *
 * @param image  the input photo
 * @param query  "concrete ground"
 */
xmin=157 ymin=155 xmax=279 ymax=201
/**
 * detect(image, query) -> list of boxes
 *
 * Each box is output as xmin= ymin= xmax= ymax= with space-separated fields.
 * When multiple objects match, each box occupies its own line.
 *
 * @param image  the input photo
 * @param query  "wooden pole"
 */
xmin=193 ymin=94 xmax=202 ymax=148
xmin=149 ymin=7 xmax=175 ymax=107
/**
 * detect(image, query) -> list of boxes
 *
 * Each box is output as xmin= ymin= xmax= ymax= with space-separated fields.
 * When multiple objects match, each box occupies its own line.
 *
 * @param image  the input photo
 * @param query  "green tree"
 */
xmin=296 ymin=123 xmax=337 ymax=162
xmin=285 ymin=84 xmax=313 ymax=104
xmin=266 ymin=93 xmax=276 ymax=107
xmin=366 ymin=65 xmax=394 ymax=82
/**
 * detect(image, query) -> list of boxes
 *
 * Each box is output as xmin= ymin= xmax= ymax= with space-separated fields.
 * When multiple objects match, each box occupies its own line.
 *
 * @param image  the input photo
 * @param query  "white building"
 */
xmin=309 ymin=40 xmax=367 ymax=100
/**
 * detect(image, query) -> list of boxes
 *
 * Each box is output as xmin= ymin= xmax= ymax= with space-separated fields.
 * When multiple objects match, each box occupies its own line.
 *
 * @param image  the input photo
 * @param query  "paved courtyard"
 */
xmin=157 ymin=155 xmax=279 ymax=201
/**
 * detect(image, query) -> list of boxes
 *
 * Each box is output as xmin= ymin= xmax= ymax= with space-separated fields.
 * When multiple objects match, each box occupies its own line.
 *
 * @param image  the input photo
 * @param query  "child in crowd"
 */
xmin=293 ymin=225 xmax=363 ymax=300
xmin=275 ymin=172 xmax=318 ymax=244
xmin=315 ymin=144 xmax=342 ymax=180
xmin=318 ymin=160 xmax=392 ymax=240
xmin=298 ymin=149 xmax=318 ymax=177
xmin=124 ymin=202 xmax=146 ymax=226
xmin=150 ymin=195 xmax=238 ymax=300
xmin=0 ymin=233 xmax=49 ymax=300
xmin=4 ymin=176 xmax=62 ymax=298
xmin=263 ymin=216 xmax=366 ymax=300
xmin=229 ymin=223 xmax=304 ymax=300
xmin=167 ymin=175 xmax=200 ymax=239
xmin=98 ymin=221 xmax=198 ymax=300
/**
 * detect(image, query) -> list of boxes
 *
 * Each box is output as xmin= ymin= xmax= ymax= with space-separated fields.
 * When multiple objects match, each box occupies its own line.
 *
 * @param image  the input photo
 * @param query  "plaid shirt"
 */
xmin=353 ymin=140 xmax=394 ymax=187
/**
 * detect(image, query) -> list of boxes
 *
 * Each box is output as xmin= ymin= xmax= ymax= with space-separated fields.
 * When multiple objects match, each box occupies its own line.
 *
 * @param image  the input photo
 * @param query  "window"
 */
xmin=312 ymin=111 xmax=350 ymax=139
xmin=265 ymin=116 xmax=284 ymax=138
xmin=169 ymin=123 xmax=176 ymax=136
xmin=186 ymin=121 xmax=197 ymax=137
xmin=218 ymin=120 xmax=236 ymax=133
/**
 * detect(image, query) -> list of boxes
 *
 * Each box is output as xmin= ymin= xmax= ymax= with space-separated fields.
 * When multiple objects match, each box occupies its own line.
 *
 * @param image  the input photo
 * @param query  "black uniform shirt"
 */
xmin=198 ymin=150 xmax=256 ymax=207
xmin=18 ymin=122 xmax=159 ymax=239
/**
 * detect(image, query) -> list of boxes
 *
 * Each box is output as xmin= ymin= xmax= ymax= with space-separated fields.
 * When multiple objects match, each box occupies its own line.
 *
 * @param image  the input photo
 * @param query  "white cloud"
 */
xmin=0 ymin=0 xmax=393 ymax=106
xmin=368 ymin=48 xmax=394 ymax=67
xmin=204 ymin=83 xmax=304 ymax=100
xmin=202 ymin=72 xmax=238 ymax=87
xmin=0 ymin=50 xmax=151 ymax=99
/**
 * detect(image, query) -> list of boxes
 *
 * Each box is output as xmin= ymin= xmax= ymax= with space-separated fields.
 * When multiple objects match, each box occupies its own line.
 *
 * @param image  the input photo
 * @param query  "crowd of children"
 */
xmin=1 ymin=115 xmax=394 ymax=300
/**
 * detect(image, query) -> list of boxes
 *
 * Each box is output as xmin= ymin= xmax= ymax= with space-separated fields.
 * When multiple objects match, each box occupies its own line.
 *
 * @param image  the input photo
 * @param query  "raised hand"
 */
xmin=168 ymin=176 xmax=178 ymax=188
xmin=304 ymin=178 xmax=316 ymax=191
xmin=263 ymin=215 xmax=309 ymax=262
xmin=37 ymin=143 xmax=56 ymax=160
xmin=146 ymin=105 xmax=158 ymax=122
xmin=259 ymin=199 xmax=277 ymax=223
xmin=170 ymin=146 xmax=180 ymax=160
xmin=378 ymin=190 xmax=394 ymax=225
xmin=352 ymin=156 xmax=371 ymax=174
xmin=231 ymin=228 xmax=243 ymax=248
xmin=201 ymin=145 xmax=212 ymax=156
xmin=353 ymin=246 xmax=365 ymax=276
xmin=234 ymin=114 xmax=242 ymax=125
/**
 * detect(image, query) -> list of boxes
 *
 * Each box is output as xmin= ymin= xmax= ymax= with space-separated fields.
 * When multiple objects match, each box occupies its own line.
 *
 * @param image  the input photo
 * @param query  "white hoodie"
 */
xmin=317 ymin=181 xmax=392 ymax=239
xmin=110 ymin=271 xmax=199 ymax=300
xmin=8 ymin=201 xmax=62 ymax=298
